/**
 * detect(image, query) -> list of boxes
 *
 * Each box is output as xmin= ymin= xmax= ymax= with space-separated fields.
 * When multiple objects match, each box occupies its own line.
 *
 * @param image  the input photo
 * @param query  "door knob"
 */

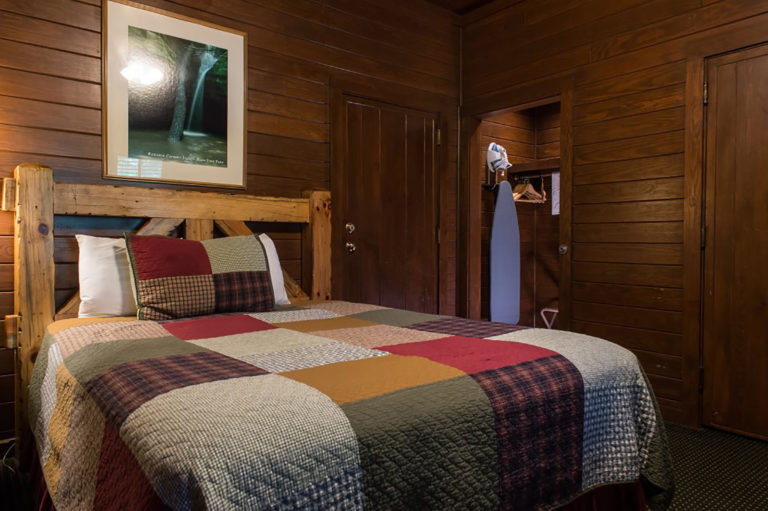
xmin=345 ymin=242 xmax=357 ymax=254
xmin=345 ymin=222 xmax=356 ymax=234
xmin=558 ymin=244 xmax=568 ymax=255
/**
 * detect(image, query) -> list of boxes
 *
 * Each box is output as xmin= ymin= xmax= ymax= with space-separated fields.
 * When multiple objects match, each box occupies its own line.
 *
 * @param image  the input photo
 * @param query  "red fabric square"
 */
xmin=379 ymin=336 xmax=558 ymax=374
xmin=94 ymin=422 xmax=166 ymax=510
xmin=128 ymin=236 xmax=211 ymax=279
xmin=162 ymin=314 xmax=275 ymax=340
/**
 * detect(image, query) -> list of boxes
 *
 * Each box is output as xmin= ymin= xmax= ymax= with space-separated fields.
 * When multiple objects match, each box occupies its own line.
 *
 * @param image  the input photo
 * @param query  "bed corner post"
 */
xmin=11 ymin=163 xmax=55 ymax=446
xmin=302 ymin=190 xmax=331 ymax=301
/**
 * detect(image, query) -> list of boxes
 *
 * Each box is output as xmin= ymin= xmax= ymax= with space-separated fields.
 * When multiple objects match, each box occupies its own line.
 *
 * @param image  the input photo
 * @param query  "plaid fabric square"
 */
xmin=409 ymin=317 xmax=528 ymax=338
xmin=126 ymin=234 xmax=275 ymax=319
xmin=86 ymin=351 xmax=267 ymax=426
xmin=471 ymin=354 xmax=584 ymax=510
xmin=214 ymin=271 xmax=274 ymax=313
xmin=137 ymin=275 xmax=215 ymax=320
xmin=202 ymin=236 xmax=268 ymax=273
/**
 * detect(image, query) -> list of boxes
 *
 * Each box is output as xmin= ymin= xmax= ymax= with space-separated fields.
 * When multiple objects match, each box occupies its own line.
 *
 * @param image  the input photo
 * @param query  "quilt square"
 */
xmin=202 ymin=236 xmax=268 ymax=273
xmin=213 ymin=271 xmax=273 ymax=312
xmin=275 ymin=316 xmax=374 ymax=333
xmin=191 ymin=328 xmax=332 ymax=359
xmin=350 ymin=308 xmax=443 ymax=327
xmin=282 ymin=355 xmax=464 ymax=405
xmin=310 ymin=301 xmax=386 ymax=316
xmin=471 ymin=355 xmax=584 ymax=510
xmin=47 ymin=317 xmax=134 ymax=336
xmin=86 ymin=351 xmax=267 ymax=426
xmin=137 ymin=275 xmax=215 ymax=320
xmin=242 ymin=341 xmax=386 ymax=372
xmin=161 ymin=314 xmax=275 ymax=340
xmin=66 ymin=336 xmax=207 ymax=384
xmin=127 ymin=236 xmax=211 ymax=279
xmin=380 ymin=336 xmax=557 ymax=374
xmin=55 ymin=321 xmax=171 ymax=358
xmin=408 ymin=317 xmax=528 ymax=338
xmin=311 ymin=324 xmax=443 ymax=349
xmin=340 ymin=376 xmax=500 ymax=510
xmin=249 ymin=308 xmax=340 ymax=324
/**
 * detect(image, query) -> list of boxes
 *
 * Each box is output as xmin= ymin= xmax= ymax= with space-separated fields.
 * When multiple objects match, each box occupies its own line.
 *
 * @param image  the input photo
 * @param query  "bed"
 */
xmin=7 ymin=164 xmax=674 ymax=510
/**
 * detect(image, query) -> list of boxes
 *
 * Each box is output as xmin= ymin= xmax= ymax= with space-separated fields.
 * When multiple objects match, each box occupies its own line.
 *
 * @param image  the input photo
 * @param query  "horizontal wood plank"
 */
xmin=573 ymin=242 xmax=682 ymax=265
xmin=574 ymin=199 xmax=683 ymax=223
xmin=574 ymin=131 xmax=684 ymax=165
xmin=574 ymin=177 xmax=683 ymax=204
xmin=573 ymin=153 xmax=684 ymax=185
xmin=53 ymin=183 xmax=311 ymax=222
xmin=574 ymin=107 xmax=684 ymax=146
xmin=573 ymin=301 xmax=683 ymax=333
xmin=573 ymin=282 xmax=682 ymax=311
xmin=572 ymin=320 xmax=682 ymax=356
xmin=573 ymin=222 xmax=683 ymax=243
xmin=574 ymin=84 xmax=685 ymax=126
xmin=573 ymin=262 xmax=682 ymax=288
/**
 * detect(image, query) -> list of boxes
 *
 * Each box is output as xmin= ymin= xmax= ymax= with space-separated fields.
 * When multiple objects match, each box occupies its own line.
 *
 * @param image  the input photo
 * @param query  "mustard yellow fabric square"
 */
xmin=282 ymin=355 xmax=464 ymax=405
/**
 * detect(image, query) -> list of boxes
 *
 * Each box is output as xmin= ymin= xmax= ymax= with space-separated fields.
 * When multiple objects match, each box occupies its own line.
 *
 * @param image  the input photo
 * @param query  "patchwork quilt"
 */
xmin=30 ymin=301 xmax=674 ymax=510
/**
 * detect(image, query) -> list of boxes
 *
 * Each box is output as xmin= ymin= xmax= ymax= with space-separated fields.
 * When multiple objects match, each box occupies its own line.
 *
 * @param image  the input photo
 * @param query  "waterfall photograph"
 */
xmin=126 ymin=26 xmax=229 ymax=168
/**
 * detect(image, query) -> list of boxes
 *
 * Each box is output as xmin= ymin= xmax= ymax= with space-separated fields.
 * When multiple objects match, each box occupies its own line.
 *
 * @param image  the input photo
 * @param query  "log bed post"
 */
xmin=303 ymin=190 xmax=331 ymax=301
xmin=12 ymin=163 xmax=55 ymax=443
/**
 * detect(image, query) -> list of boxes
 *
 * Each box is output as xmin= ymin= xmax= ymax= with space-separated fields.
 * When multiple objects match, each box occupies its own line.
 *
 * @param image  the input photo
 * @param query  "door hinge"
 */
xmin=436 ymin=128 xmax=442 ymax=146
xmin=703 ymin=81 xmax=708 ymax=105
xmin=701 ymin=225 xmax=707 ymax=250
xmin=699 ymin=367 xmax=705 ymax=391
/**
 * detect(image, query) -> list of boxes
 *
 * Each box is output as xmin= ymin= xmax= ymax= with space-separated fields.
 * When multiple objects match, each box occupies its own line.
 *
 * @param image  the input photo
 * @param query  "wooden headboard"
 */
xmin=2 ymin=163 xmax=331 ymax=441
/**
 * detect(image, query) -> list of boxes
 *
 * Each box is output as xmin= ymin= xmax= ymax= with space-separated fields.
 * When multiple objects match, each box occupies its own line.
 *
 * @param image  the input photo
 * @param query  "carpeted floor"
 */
xmin=666 ymin=423 xmax=768 ymax=510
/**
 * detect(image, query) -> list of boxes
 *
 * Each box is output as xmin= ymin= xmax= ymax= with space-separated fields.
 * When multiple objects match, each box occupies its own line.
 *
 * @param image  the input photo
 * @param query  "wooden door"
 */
xmin=702 ymin=45 xmax=768 ymax=440
xmin=332 ymin=94 xmax=440 ymax=313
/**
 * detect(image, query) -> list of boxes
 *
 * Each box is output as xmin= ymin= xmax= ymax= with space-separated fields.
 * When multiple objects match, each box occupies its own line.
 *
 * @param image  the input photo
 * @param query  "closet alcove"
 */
xmin=479 ymin=102 xmax=562 ymax=327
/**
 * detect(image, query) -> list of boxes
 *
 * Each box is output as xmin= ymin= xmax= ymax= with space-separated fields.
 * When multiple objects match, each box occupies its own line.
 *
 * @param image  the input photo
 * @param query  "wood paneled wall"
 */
xmin=462 ymin=0 xmax=768 ymax=426
xmin=0 ymin=0 xmax=460 ymax=440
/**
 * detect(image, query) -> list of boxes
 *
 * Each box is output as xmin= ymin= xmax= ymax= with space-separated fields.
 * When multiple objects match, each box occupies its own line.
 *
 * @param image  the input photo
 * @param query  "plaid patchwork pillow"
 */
xmin=125 ymin=234 xmax=275 ymax=320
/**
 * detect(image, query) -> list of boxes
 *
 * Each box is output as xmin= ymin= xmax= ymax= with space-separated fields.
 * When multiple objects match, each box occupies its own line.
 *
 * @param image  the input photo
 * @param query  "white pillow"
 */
xmin=259 ymin=233 xmax=290 ymax=305
xmin=76 ymin=235 xmax=138 ymax=318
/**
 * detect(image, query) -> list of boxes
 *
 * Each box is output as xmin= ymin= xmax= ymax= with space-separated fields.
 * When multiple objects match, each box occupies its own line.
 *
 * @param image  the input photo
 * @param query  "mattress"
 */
xmin=30 ymin=301 xmax=674 ymax=510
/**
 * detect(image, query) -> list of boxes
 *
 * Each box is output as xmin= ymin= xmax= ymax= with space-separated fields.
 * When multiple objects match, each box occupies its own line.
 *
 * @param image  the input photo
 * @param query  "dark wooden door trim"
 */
xmin=558 ymin=81 xmax=575 ymax=331
xmin=681 ymin=58 xmax=705 ymax=428
xmin=457 ymin=78 xmax=574 ymax=324
xmin=329 ymin=75 xmax=450 ymax=312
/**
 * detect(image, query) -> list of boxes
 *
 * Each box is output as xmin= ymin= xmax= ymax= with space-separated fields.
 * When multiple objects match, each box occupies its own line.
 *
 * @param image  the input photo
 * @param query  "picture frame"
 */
xmin=102 ymin=0 xmax=247 ymax=188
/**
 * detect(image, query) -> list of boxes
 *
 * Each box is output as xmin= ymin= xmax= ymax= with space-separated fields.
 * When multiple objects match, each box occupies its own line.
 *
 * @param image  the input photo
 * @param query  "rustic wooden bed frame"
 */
xmin=1 ymin=163 xmax=331 ymax=443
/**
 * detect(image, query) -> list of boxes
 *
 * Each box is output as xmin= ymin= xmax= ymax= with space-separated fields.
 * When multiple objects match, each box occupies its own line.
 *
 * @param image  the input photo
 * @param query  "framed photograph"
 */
xmin=103 ymin=0 xmax=247 ymax=188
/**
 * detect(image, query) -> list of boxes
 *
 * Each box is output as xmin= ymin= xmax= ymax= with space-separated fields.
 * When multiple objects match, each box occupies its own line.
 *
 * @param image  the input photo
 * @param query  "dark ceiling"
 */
xmin=425 ymin=0 xmax=495 ymax=15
